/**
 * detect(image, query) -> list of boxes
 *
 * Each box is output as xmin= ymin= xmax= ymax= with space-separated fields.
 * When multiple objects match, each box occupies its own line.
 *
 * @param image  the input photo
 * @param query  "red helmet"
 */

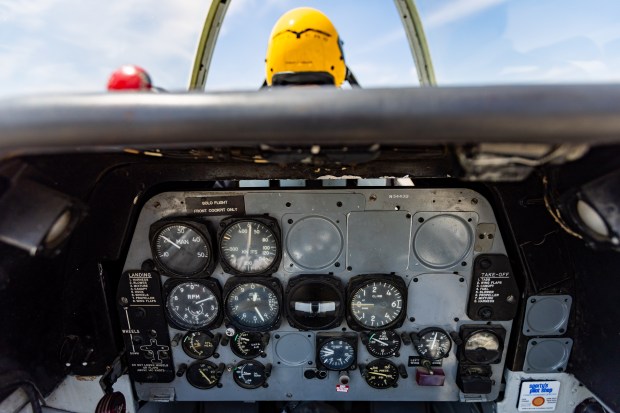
xmin=107 ymin=65 xmax=152 ymax=91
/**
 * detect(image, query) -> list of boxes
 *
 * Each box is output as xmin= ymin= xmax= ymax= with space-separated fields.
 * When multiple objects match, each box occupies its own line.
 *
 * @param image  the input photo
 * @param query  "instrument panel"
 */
xmin=118 ymin=188 xmax=518 ymax=402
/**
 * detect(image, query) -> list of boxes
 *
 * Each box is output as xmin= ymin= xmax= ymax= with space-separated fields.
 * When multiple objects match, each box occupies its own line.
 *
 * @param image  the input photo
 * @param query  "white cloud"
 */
xmin=425 ymin=0 xmax=507 ymax=29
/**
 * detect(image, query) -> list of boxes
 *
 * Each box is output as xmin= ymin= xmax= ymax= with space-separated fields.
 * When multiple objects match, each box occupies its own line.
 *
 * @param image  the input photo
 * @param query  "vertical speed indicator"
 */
xmin=218 ymin=217 xmax=281 ymax=275
xmin=346 ymin=275 xmax=407 ymax=331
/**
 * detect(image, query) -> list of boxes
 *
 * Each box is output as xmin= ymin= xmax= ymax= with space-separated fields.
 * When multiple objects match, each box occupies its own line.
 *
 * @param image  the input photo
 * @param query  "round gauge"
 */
xmin=413 ymin=328 xmax=452 ymax=361
xmin=463 ymin=330 xmax=502 ymax=364
xmin=225 ymin=282 xmax=280 ymax=330
xmin=182 ymin=331 xmax=217 ymax=359
xmin=230 ymin=332 xmax=265 ymax=359
xmin=349 ymin=280 xmax=404 ymax=330
xmin=166 ymin=282 xmax=220 ymax=330
xmin=286 ymin=276 xmax=344 ymax=330
xmin=219 ymin=219 xmax=280 ymax=275
xmin=186 ymin=361 xmax=221 ymax=389
xmin=366 ymin=330 xmax=401 ymax=358
xmin=232 ymin=360 xmax=267 ymax=389
xmin=318 ymin=339 xmax=356 ymax=371
xmin=363 ymin=359 xmax=399 ymax=389
xmin=153 ymin=223 xmax=211 ymax=276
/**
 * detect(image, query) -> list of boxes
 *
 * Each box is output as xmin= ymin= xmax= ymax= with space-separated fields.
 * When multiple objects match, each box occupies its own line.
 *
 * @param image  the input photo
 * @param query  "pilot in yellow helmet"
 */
xmin=264 ymin=7 xmax=358 ymax=87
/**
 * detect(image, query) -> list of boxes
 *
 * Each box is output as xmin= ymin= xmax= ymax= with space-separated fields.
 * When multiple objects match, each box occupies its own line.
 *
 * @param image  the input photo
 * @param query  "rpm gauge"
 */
xmin=224 ymin=279 xmax=282 ymax=331
xmin=219 ymin=217 xmax=281 ymax=275
xmin=150 ymin=221 xmax=214 ymax=277
xmin=164 ymin=280 xmax=221 ymax=330
xmin=347 ymin=276 xmax=406 ymax=331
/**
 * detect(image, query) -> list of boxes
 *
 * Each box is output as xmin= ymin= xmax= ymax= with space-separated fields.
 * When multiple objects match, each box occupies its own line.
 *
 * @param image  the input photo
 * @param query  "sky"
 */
xmin=1 ymin=0 xmax=620 ymax=97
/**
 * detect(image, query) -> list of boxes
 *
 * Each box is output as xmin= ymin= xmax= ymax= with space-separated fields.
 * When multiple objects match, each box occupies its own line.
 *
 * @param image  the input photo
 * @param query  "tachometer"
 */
xmin=219 ymin=217 xmax=281 ymax=275
xmin=164 ymin=279 xmax=222 ymax=330
xmin=347 ymin=275 xmax=406 ymax=331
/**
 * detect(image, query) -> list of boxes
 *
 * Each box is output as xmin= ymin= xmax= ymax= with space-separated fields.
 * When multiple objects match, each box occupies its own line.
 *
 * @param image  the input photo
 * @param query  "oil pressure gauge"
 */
xmin=218 ymin=216 xmax=282 ymax=276
xmin=150 ymin=219 xmax=215 ymax=277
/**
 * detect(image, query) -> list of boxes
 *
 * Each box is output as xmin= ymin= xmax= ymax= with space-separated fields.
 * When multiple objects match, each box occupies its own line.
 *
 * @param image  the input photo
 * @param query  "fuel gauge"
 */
xmin=182 ymin=331 xmax=219 ymax=359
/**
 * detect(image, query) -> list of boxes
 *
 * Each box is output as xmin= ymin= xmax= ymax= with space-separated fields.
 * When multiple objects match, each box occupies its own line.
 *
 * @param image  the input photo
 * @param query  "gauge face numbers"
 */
xmin=154 ymin=224 xmax=211 ymax=276
xmin=230 ymin=332 xmax=265 ymax=359
xmin=366 ymin=330 xmax=401 ymax=358
xmin=166 ymin=282 xmax=219 ymax=330
xmin=233 ymin=360 xmax=267 ymax=389
xmin=319 ymin=339 xmax=356 ymax=371
xmin=363 ymin=359 xmax=399 ymax=389
xmin=414 ymin=328 xmax=452 ymax=361
xmin=186 ymin=361 xmax=221 ymax=389
xmin=350 ymin=281 xmax=404 ymax=330
xmin=182 ymin=331 xmax=217 ymax=359
xmin=220 ymin=220 xmax=279 ymax=275
xmin=463 ymin=330 xmax=502 ymax=364
xmin=225 ymin=283 xmax=280 ymax=330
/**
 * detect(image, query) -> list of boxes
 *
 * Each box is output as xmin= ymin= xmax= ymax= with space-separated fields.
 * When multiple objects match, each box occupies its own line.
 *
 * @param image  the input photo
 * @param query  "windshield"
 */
xmin=2 ymin=0 xmax=619 ymax=97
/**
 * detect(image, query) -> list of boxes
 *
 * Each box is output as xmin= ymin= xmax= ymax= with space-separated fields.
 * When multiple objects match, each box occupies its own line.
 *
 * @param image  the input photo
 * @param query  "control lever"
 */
xmin=170 ymin=333 xmax=182 ymax=347
xmin=360 ymin=333 xmax=370 ymax=345
xmin=401 ymin=332 xmax=412 ymax=346
xmin=260 ymin=333 xmax=270 ymax=358
xmin=450 ymin=331 xmax=462 ymax=346
xmin=176 ymin=363 xmax=188 ymax=377
xmin=398 ymin=364 xmax=408 ymax=379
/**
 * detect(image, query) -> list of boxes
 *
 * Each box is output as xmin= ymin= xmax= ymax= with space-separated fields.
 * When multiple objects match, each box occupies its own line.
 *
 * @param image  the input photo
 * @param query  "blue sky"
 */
xmin=1 ymin=0 xmax=620 ymax=97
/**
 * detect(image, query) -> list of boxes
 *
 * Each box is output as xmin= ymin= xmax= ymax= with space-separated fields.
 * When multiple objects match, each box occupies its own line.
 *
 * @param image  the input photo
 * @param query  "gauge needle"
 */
xmin=431 ymin=333 xmax=437 ymax=349
xmin=199 ymin=370 xmax=213 ymax=384
xmin=254 ymin=307 xmax=265 ymax=322
xmin=368 ymin=372 xmax=392 ymax=378
xmin=370 ymin=337 xmax=389 ymax=346
xmin=246 ymin=223 xmax=252 ymax=257
xmin=161 ymin=236 xmax=181 ymax=249
xmin=195 ymin=297 xmax=213 ymax=304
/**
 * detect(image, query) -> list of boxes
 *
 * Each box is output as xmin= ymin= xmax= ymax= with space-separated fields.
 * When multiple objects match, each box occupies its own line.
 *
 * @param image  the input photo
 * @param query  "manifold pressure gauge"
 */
xmin=223 ymin=278 xmax=283 ymax=332
xmin=362 ymin=359 xmax=399 ymax=389
xmin=150 ymin=219 xmax=215 ymax=277
xmin=412 ymin=327 xmax=452 ymax=361
xmin=364 ymin=330 xmax=401 ymax=358
xmin=218 ymin=216 xmax=282 ymax=275
xmin=164 ymin=279 xmax=222 ymax=330
xmin=346 ymin=275 xmax=407 ymax=331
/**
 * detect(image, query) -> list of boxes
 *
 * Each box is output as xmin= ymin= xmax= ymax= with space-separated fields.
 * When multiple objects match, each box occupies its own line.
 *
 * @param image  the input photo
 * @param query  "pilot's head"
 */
xmin=265 ymin=7 xmax=346 ymax=87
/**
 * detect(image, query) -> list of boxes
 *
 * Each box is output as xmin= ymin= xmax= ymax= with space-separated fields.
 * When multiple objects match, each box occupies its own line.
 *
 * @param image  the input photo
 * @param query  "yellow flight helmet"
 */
xmin=265 ymin=7 xmax=346 ymax=87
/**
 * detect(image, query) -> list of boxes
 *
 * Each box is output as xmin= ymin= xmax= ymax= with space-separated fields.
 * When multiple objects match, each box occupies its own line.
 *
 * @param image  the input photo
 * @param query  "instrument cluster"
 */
xmin=118 ymin=188 xmax=517 ymax=402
